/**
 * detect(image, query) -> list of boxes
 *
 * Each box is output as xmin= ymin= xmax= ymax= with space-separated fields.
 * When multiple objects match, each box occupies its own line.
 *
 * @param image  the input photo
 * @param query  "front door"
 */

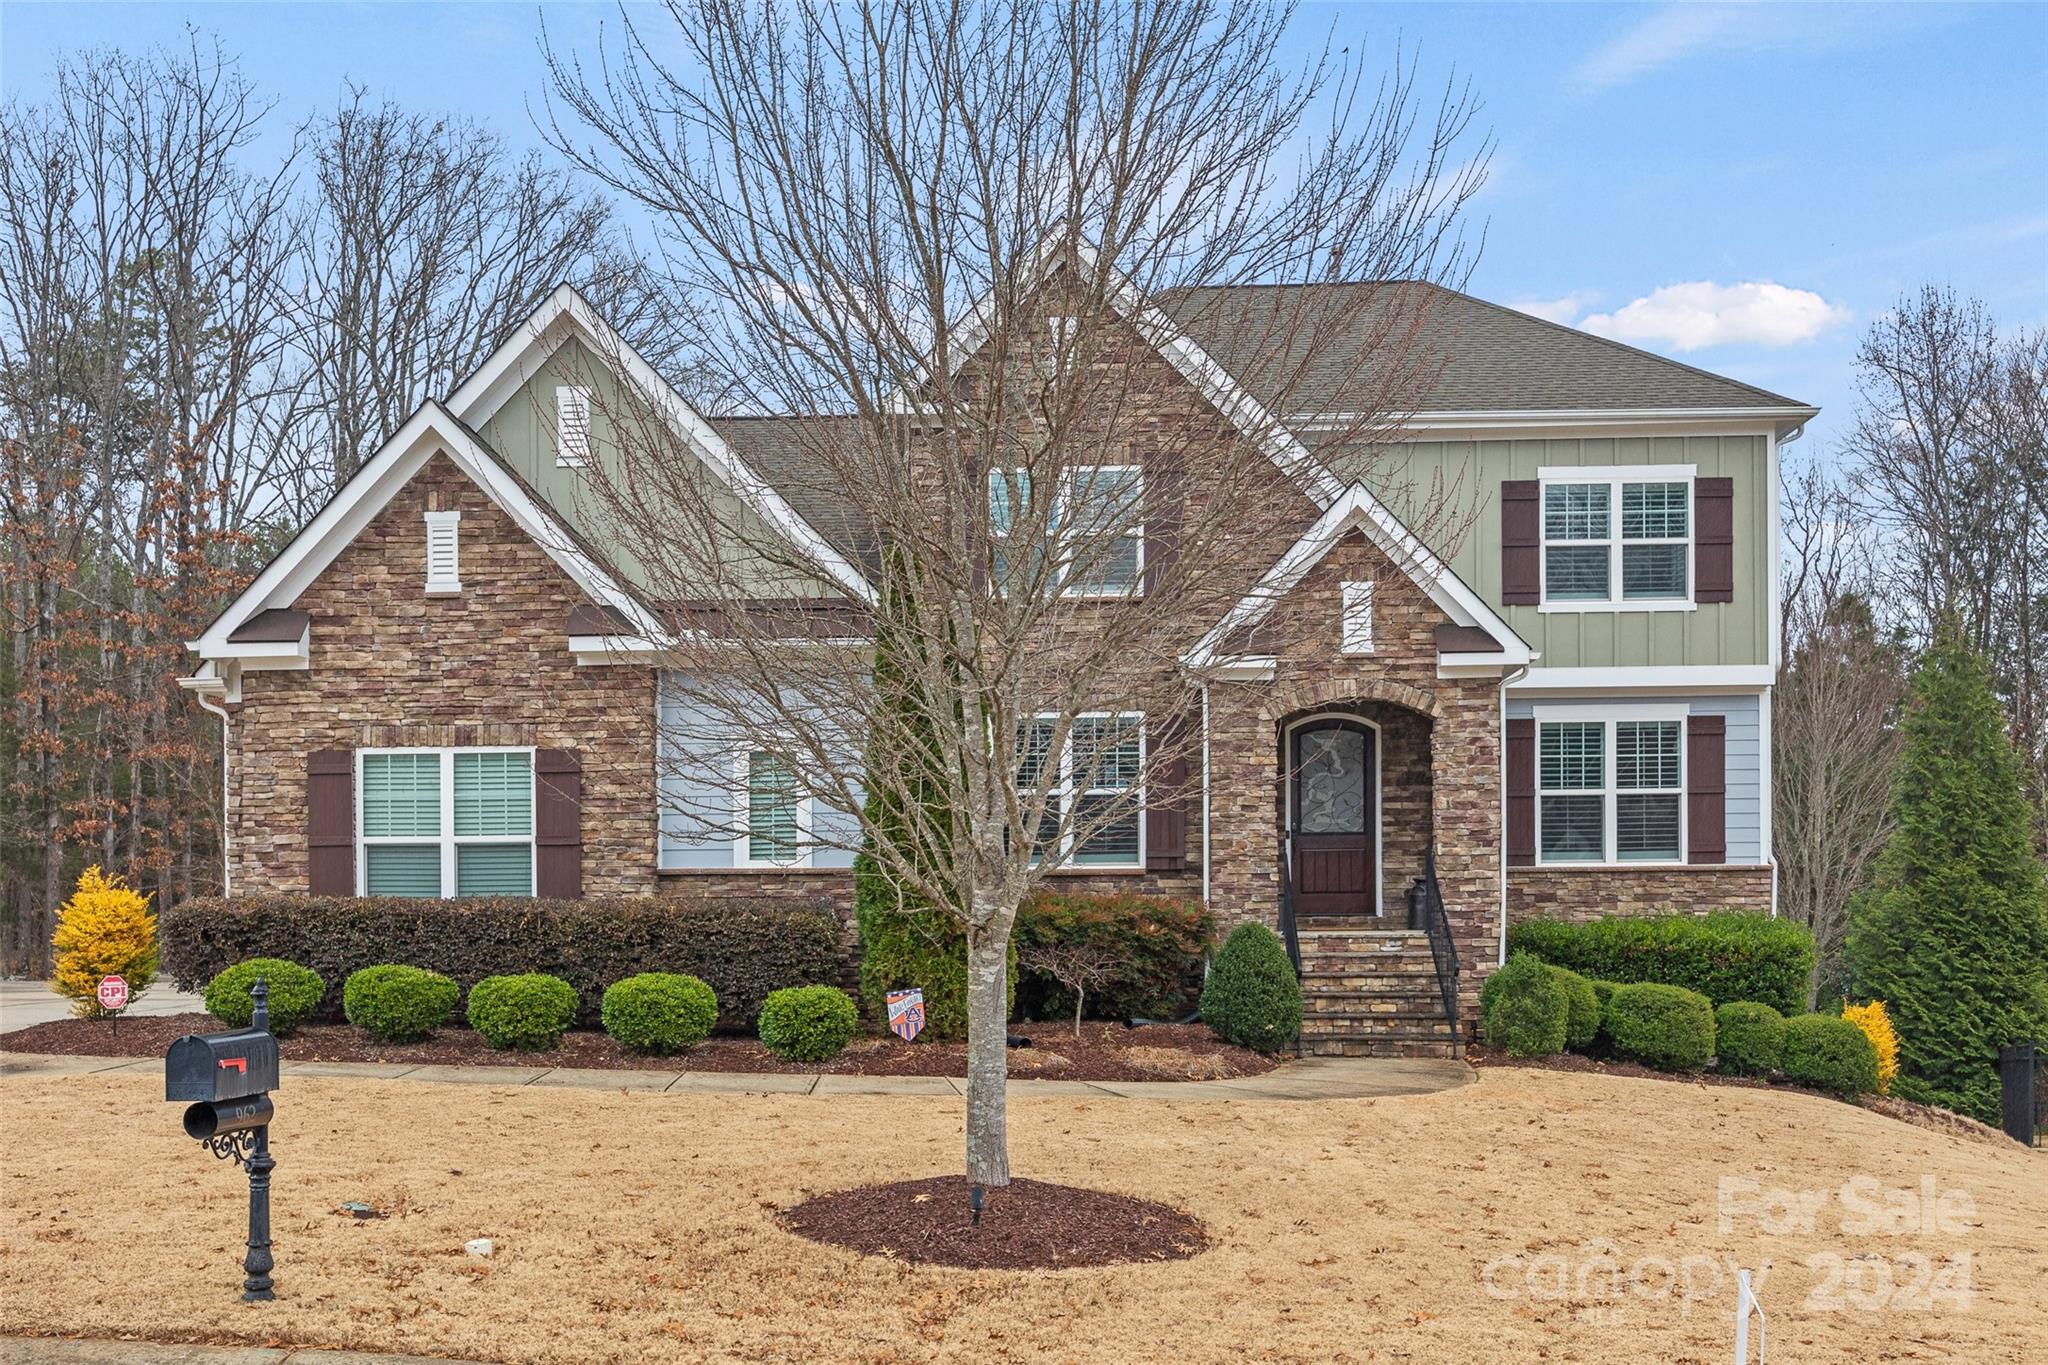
xmin=1288 ymin=719 xmax=1377 ymax=917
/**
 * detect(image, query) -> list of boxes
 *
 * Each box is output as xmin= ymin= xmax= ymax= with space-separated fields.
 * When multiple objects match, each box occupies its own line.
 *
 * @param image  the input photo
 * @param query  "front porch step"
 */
xmin=1295 ymin=923 xmax=1460 ymax=1057
xmin=1304 ymin=1035 xmax=1462 ymax=1059
xmin=1296 ymin=934 xmax=1433 ymax=956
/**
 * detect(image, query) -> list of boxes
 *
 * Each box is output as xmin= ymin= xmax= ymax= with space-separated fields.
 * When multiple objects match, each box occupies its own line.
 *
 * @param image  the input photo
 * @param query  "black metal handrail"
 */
xmin=1278 ymin=835 xmax=1303 ymax=979
xmin=1420 ymin=845 xmax=1460 ymax=1040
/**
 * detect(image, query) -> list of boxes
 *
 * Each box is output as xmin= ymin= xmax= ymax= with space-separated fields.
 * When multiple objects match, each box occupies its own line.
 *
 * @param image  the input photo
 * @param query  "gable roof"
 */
xmin=1163 ymin=282 xmax=1817 ymax=423
xmin=1184 ymin=479 xmax=1536 ymax=677
xmin=190 ymin=400 xmax=668 ymax=663
xmin=448 ymin=284 xmax=876 ymax=602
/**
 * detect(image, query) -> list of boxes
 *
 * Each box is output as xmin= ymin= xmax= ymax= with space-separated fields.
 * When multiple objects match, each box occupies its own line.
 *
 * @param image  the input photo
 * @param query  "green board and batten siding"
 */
xmin=1362 ymin=434 xmax=1773 ymax=671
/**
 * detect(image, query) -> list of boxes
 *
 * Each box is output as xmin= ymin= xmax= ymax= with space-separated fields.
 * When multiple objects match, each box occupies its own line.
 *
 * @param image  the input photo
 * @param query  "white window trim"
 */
xmin=1030 ymin=711 xmax=1147 ymax=867
xmin=1340 ymin=580 xmax=1375 ymax=655
xmin=1056 ymin=464 xmax=1145 ymax=599
xmin=732 ymin=748 xmax=815 ymax=869
xmin=1535 ymin=716 xmax=1689 ymax=868
xmin=555 ymin=384 xmax=592 ymax=468
xmin=424 ymin=510 xmax=462 ymax=595
xmin=1537 ymin=464 xmax=1696 ymax=614
xmin=355 ymin=746 xmax=536 ymax=897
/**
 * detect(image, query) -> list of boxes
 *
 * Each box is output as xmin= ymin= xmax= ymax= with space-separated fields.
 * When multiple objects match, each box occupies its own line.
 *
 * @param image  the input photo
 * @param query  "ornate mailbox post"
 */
xmin=165 ymin=979 xmax=281 ymax=1302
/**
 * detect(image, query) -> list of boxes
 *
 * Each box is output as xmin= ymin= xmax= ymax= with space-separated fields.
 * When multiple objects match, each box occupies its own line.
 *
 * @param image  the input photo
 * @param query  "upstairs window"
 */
xmin=556 ymin=385 xmax=592 ymax=467
xmin=360 ymin=748 xmax=534 ymax=896
xmin=1540 ymin=468 xmax=1692 ymax=609
xmin=1058 ymin=465 xmax=1144 ymax=597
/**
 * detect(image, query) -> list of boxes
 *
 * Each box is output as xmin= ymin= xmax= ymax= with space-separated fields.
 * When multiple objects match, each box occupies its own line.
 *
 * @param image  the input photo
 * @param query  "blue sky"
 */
xmin=3 ymin=1 xmax=2044 ymax=455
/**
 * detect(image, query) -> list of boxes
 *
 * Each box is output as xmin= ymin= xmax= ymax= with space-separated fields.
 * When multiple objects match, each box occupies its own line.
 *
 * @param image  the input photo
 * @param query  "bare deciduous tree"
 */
xmin=544 ymin=0 xmax=1488 ymax=1188
xmin=1774 ymin=460 xmax=1906 ymax=999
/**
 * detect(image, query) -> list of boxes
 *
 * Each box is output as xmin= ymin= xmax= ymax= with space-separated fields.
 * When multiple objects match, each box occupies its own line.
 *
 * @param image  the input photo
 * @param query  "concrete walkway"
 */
xmin=0 ymin=1048 xmax=1469 ymax=1101
xmin=2 ymin=1339 xmax=494 ymax=1365
xmin=1 ymin=978 xmax=207 ymax=1031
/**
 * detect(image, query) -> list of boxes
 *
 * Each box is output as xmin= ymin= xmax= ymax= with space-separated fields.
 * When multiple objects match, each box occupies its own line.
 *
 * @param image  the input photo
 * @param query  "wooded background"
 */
xmin=3 ymin=36 xmax=2042 ymax=979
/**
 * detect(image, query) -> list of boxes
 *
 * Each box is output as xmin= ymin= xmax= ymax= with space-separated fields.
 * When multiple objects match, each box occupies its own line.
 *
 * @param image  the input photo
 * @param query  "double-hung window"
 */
xmin=359 ymin=748 xmax=534 ymax=896
xmin=1536 ymin=714 xmax=1685 ymax=864
xmin=988 ymin=468 xmax=1038 ymax=590
xmin=1018 ymin=713 xmax=1143 ymax=865
xmin=1540 ymin=467 xmax=1693 ymax=609
xmin=1057 ymin=465 xmax=1143 ymax=596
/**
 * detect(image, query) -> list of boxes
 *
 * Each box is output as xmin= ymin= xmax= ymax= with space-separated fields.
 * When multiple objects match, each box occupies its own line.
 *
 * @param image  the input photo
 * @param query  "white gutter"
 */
xmin=1199 ymin=682 xmax=1212 ymax=905
xmin=193 ymin=690 xmax=232 ymax=897
xmin=1497 ymin=661 xmax=1531 ymax=965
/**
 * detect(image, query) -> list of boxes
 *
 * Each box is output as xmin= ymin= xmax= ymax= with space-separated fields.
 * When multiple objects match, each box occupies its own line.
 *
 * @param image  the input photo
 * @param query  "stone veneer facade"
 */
xmin=1506 ymin=865 xmax=1773 ymax=923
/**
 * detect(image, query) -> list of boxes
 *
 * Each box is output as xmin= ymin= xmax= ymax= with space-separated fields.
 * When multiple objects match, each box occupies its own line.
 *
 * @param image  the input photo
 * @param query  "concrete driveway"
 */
xmin=0 ymin=976 xmax=206 ymax=1031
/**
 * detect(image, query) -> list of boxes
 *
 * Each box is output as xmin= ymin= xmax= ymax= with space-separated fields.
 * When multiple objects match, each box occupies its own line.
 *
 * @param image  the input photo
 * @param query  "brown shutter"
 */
xmin=1506 ymin=717 xmax=1536 ymax=867
xmin=1142 ymin=454 xmax=1182 ymax=598
xmin=1694 ymin=477 xmax=1734 ymax=603
xmin=535 ymin=748 xmax=583 ymax=899
xmin=1686 ymin=714 xmax=1726 ymax=864
xmin=307 ymin=749 xmax=355 ymax=894
xmin=1145 ymin=713 xmax=1190 ymax=871
xmin=1501 ymin=480 xmax=1540 ymax=605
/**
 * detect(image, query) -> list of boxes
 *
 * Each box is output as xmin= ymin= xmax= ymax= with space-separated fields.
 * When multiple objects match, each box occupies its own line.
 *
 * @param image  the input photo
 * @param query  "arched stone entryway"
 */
xmin=1277 ymin=697 xmax=1436 ymax=922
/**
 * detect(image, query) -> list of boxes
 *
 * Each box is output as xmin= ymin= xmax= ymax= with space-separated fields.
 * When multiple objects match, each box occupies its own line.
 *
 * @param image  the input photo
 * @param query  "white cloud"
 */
xmin=1570 ymin=2 xmax=1947 ymax=95
xmin=1508 ymin=291 xmax=1602 ymax=325
xmin=1579 ymin=282 xmax=1852 ymax=352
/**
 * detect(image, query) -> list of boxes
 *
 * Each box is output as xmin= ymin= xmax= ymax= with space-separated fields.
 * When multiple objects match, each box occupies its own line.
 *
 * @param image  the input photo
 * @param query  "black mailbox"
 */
xmin=165 ymin=1027 xmax=279 ymax=1103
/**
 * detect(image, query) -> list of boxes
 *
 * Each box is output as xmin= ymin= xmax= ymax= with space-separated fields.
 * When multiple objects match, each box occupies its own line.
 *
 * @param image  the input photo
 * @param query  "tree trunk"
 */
xmin=1072 ymin=988 xmax=1084 ymax=1039
xmin=963 ymin=916 xmax=1012 ymax=1189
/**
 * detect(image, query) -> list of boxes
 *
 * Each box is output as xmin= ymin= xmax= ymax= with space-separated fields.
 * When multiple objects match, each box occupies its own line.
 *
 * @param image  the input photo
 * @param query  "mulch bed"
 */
xmin=0 ymin=1013 xmax=1276 ymax=1083
xmin=779 ymin=1174 xmax=1208 ymax=1269
xmin=1466 ymin=1044 xmax=2018 ymax=1144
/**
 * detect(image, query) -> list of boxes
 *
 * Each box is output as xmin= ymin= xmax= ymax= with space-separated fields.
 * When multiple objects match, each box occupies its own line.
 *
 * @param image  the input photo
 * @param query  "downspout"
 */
xmin=1497 ymin=662 xmax=1531 ymax=966
xmin=195 ymin=691 xmax=232 ymax=897
xmin=1199 ymin=681 xmax=1212 ymax=905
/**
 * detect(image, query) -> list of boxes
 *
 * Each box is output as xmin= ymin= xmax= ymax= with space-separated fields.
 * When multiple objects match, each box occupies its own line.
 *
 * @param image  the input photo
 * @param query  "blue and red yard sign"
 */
xmin=886 ymin=989 xmax=926 ymax=1042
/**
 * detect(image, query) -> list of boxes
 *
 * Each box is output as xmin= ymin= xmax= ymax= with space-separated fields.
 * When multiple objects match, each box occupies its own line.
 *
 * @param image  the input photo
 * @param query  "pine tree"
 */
xmin=1846 ymin=625 xmax=2048 ymax=1122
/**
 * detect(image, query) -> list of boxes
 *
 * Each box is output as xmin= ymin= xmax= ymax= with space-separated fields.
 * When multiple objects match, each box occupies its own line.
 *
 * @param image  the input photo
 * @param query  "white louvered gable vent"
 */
xmin=1340 ymin=580 xmax=1374 ymax=655
xmin=425 ymin=511 xmax=462 ymax=595
xmin=556 ymin=385 xmax=592 ymax=467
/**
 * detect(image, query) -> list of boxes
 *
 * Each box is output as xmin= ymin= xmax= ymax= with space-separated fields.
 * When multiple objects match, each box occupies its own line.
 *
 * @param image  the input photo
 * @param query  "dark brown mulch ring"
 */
xmin=780 ymin=1175 xmax=1207 ymax=1270
xmin=0 ymin=1013 xmax=1273 ymax=1083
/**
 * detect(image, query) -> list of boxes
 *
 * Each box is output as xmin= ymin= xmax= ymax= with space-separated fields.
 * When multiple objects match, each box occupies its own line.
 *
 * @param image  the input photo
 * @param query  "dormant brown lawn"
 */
xmin=2 ymin=1069 xmax=2040 ymax=1363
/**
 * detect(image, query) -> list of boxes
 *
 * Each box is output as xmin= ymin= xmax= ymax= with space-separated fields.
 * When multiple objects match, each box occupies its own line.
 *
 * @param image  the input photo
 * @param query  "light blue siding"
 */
xmin=1507 ymin=692 xmax=1764 ymax=864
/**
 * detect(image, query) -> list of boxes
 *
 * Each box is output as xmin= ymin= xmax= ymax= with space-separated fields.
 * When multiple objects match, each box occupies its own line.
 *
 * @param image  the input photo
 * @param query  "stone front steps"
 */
xmin=1296 ymin=925 xmax=1461 ymax=1059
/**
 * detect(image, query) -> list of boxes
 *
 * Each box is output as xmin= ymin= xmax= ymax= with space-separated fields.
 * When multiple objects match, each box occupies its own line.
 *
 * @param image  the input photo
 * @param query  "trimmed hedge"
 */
xmin=1715 ymin=1002 xmax=1787 ymax=1078
xmin=1200 ymin=922 xmax=1302 ymax=1054
xmin=1605 ymin=983 xmax=1716 ymax=1071
xmin=1508 ymin=912 xmax=1815 ymax=1015
xmin=1481 ymin=952 xmax=1568 ymax=1057
xmin=1551 ymin=966 xmax=1602 ymax=1052
xmin=601 ymin=973 xmax=719 ymax=1054
xmin=468 ymin=973 xmax=578 ymax=1050
xmin=161 ymin=896 xmax=843 ymax=1031
xmin=204 ymin=958 xmax=325 ymax=1035
xmin=1015 ymin=892 xmax=1213 ymax=1022
xmin=343 ymin=965 xmax=460 ymax=1043
xmin=1781 ymin=1013 xmax=1881 ymax=1097
xmin=759 ymin=985 xmax=860 ymax=1062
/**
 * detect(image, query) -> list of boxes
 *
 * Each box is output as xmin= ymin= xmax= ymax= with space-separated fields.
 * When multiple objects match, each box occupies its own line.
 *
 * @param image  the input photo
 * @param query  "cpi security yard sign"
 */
xmin=96 ymin=973 xmax=128 ymax=1012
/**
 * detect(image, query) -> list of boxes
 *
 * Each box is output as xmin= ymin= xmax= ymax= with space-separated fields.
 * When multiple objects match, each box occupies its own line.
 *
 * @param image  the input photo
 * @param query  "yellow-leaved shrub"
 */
xmin=1841 ymin=999 xmax=1899 ymax=1096
xmin=50 ymin=865 xmax=159 ymax=1018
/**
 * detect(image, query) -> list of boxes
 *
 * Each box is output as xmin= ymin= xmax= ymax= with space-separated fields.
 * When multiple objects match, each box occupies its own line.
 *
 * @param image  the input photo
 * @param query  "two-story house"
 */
xmin=182 ymin=279 xmax=1811 ymax=1056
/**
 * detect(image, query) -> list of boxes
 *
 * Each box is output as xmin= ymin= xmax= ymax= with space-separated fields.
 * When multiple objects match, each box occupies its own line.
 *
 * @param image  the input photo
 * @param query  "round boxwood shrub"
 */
xmin=204 ymin=957 xmax=325 ymax=1035
xmin=1605 ymin=983 xmax=1716 ymax=1071
xmin=1715 ymin=1001 xmax=1788 ymax=1078
xmin=758 ymin=985 xmax=859 ymax=1062
xmin=1781 ymin=1012 xmax=1880 ymax=1097
xmin=343 ymin=965 xmax=461 ymax=1043
xmin=1480 ymin=951 xmax=1568 ymax=1057
xmin=601 ymin=973 xmax=718 ymax=1055
xmin=1200 ymin=922 xmax=1302 ymax=1054
xmin=1550 ymin=966 xmax=1601 ymax=1052
xmin=468 ymin=973 xmax=579 ymax=1051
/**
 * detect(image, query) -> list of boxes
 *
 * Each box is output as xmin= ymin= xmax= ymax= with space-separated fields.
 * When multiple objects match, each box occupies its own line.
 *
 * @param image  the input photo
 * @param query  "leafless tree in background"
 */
xmin=0 ymin=37 xmax=681 ymax=970
xmin=1774 ymin=460 xmax=1906 ymax=999
xmin=1846 ymin=286 xmax=2048 ymax=838
xmin=544 ymin=0 xmax=1489 ymax=1188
